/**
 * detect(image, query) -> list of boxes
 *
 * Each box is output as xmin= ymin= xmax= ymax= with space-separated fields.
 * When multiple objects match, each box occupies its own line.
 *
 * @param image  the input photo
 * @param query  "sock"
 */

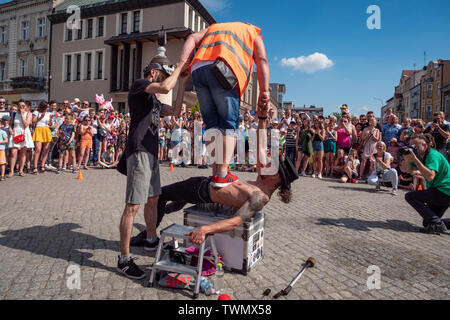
xmin=146 ymin=237 xmax=158 ymax=243
xmin=217 ymin=171 xmax=227 ymax=178
xmin=119 ymin=255 xmax=130 ymax=264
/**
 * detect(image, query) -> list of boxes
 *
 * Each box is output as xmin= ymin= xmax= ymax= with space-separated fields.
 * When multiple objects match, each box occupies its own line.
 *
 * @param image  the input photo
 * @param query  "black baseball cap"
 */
xmin=143 ymin=55 xmax=175 ymax=77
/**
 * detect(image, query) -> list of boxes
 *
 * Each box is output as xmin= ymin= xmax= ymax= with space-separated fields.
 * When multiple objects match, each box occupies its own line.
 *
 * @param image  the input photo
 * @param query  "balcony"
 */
xmin=10 ymin=76 xmax=45 ymax=91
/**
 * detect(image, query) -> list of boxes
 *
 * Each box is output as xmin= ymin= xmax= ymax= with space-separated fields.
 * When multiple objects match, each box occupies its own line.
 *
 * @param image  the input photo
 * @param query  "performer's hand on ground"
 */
xmin=185 ymin=227 xmax=207 ymax=245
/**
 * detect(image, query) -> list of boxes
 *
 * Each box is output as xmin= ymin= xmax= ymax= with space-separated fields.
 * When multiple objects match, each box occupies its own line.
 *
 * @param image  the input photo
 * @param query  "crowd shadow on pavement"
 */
xmin=0 ymin=223 xmax=155 ymax=288
xmin=327 ymin=185 xmax=399 ymax=194
xmin=316 ymin=218 xmax=420 ymax=233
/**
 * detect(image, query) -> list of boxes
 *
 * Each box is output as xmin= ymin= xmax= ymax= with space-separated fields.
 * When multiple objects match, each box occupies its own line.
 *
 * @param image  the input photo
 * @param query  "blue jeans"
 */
xmin=286 ymin=146 xmax=297 ymax=165
xmin=192 ymin=65 xmax=240 ymax=134
xmin=90 ymin=134 xmax=100 ymax=163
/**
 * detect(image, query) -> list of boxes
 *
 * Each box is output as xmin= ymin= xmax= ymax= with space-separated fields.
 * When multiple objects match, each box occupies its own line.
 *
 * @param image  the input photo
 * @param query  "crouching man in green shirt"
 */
xmin=402 ymin=134 xmax=450 ymax=234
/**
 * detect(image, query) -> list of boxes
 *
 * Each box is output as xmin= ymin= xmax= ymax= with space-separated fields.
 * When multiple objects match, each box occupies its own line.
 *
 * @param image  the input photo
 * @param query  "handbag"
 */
xmin=97 ymin=127 xmax=107 ymax=139
xmin=13 ymin=134 xmax=25 ymax=144
xmin=210 ymin=59 xmax=238 ymax=90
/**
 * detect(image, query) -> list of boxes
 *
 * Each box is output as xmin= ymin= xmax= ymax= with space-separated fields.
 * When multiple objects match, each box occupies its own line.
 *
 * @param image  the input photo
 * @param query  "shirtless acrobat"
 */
xmin=131 ymin=109 xmax=299 ymax=245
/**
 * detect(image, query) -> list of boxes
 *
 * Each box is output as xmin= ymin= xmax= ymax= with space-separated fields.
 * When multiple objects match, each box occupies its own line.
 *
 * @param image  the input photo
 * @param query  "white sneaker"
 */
xmin=300 ymin=172 xmax=307 ymax=177
xmin=45 ymin=164 xmax=56 ymax=170
xmin=318 ymin=174 xmax=323 ymax=180
xmin=311 ymin=173 xmax=316 ymax=179
xmin=392 ymin=189 xmax=398 ymax=196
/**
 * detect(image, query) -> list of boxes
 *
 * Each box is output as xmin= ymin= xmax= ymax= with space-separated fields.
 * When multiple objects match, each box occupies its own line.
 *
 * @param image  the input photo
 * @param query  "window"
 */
xmin=437 ymin=82 xmax=441 ymax=96
xmin=133 ymin=11 xmax=140 ymax=32
xmin=118 ymin=102 xmax=126 ymax=114
xmin=19 ymin=58 xmax=27 ymax=76
xmin=97 ymin=51 xmax=103 ymax=79
xmin=21 ymin=21 xmax=29 ymax=40
xmin=1 ymin=26 xmax=7 ymax=44
xmin=427 ymin=106 xmax=432 ymax=118
xmin=87 ymin=19 xmax=93 ymax=38
xmin=97 ymin=17 xmax=104 ymax=37
xmin=86 ymin=53 xmax=92 ymax=80
xmin=66 ymin=55 xmax=72 ymax=81
xmin=76 ymin=54 xmax=81 ymax=80
xmin=66 ymin=27 xmax=72 ymax=41
xmin=37 ymin=18 xmax=46 ymax=38
xmin=121 ymin=13 xmax=128 ymax=34
xmin=36 ymin=57 xmax=44 ymax=78
xmin=0 ymin=62 xmax=5 ymax=81
xmin=427 ymin=84 xmax=433 ymax=98
xmin=77 ymin=20 xmax=83 ymax=40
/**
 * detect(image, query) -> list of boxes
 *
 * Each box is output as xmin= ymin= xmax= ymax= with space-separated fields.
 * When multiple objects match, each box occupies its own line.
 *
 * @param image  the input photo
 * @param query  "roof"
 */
xmin=49 ymin=0 xmax=216 ymax=25
xmin=401 ymin=70 xmax=421 ymax=80
xmin=105 ymin=27 xmax=192 ymax=45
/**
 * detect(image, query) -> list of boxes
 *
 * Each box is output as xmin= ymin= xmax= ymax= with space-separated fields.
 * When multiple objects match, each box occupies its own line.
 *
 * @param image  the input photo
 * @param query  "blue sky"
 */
xmin=1 ymin=0 xmax=448 ymax=117
xmin=200 ymin=0 xmax=450 ymax=117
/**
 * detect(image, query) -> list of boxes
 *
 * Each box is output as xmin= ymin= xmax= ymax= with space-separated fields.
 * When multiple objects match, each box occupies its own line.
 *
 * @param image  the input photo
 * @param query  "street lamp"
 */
xmin=374 ymin=97 xmax=384 ymax=117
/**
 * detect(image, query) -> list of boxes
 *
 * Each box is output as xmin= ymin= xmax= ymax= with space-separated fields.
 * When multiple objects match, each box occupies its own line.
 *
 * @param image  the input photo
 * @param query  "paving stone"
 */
xmin=0 ymin=167 xmax=449 ymax=300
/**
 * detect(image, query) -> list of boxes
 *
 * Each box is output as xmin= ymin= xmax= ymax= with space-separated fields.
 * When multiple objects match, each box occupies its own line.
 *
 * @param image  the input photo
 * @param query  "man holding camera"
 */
xmin=424 ymin=112 xmax=449 ymax=156
xmin=402 ymin=134 xmax=450 ymax=234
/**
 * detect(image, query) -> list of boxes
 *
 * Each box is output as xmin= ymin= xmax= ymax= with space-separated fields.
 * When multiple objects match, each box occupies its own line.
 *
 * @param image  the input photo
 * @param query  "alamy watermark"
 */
xmin=170 ymin=128 xmax=280 ymax=175
xmin=366 ymin=5 xmax=381 ymax=30
xmin=66 ymin=264 xmax=81 ymax=290
xmin=366 ymin=265 xmax=381 ymax=290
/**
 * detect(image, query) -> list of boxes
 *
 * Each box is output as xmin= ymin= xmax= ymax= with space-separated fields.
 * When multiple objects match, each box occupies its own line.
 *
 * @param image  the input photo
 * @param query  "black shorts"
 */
xmin=156 ymin=177 xmax=213 ymax=228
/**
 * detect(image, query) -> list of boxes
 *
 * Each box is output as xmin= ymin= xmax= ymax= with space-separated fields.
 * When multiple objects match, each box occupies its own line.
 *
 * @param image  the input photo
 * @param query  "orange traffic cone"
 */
xmin=77 ymin=169 xmax=84 ymax=180
xmin=170 ymin=163 xmax=174 ymax=172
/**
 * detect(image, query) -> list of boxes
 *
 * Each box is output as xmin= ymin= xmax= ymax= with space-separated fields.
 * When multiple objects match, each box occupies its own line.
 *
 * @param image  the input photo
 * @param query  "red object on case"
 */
xmin=218 ymin=294 xmax=231 ymax=300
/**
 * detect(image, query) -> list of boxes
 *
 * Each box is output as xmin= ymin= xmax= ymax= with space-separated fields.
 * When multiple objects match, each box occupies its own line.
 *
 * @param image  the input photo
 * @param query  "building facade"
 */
xmin=48 ymin=0 xmax=215 ymax=112
xmin=420 ymin=59 xmax=449 ymax=123
xmin=269 ymin=83 xmax=285 ymax=108
xmin=410 ymin=84 xmax=421 ymax=119
xmin=293 ymin=105 xmax=323 ymax=118
xmin=0 ymin=0 xmax=55 ymax=106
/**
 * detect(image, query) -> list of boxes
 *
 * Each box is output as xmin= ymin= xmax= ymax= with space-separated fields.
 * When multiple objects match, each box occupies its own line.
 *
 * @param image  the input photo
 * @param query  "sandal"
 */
xmin=19 ymin=172 xmax=26 ymax=177
xmin=41 ymin=167 xmax=46 ymax=173
xmin=0 ymin=176 xmax=5 ymax=181
xmin=33 ymin=169 xmax=39 ymax=175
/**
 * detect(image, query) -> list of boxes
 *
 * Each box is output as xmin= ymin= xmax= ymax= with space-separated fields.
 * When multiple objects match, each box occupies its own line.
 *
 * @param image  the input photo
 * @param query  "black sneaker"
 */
xmin=117 ymin=256 xmax=146 ymax=280
xmin=144 ymin=238 xmax=160 ymax=252
xmin=130 ymin=230 xmax=147 ymax=247
xmin=421 ymin=222 xmax=448 ymax=235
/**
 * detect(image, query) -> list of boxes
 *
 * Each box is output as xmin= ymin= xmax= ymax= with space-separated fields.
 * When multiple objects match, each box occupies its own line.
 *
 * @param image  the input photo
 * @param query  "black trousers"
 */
xmin=156 ymin=177 xmax=212 ymax=228
xmin=405 ymin=188 xmax=450 ymax=227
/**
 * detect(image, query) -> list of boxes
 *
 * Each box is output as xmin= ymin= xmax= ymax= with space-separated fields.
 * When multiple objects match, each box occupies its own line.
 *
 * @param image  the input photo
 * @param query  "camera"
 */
xmin=399 ymin=144 xmax=419 ymax=156
xmin=376 ymin=171 xmax=383 ymax=179
xmin=433 ymin=119 xmax=439 ymax=124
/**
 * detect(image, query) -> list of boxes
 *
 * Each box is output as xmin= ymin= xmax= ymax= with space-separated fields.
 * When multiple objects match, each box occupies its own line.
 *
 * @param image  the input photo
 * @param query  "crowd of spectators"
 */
xmin=1 ymin=96 xmax=449 ymax=198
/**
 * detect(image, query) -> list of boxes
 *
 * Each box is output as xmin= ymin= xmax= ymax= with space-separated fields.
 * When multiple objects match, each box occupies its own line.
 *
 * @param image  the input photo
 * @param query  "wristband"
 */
xmin=258 ymin=116 xmax=268 ymax=120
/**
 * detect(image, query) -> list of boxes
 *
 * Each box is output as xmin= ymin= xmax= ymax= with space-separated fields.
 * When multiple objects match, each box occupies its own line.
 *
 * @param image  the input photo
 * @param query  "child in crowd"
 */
xmin=340 ymin=149 xmax=360 ymax=183
xmin=57 ymin=114 xmax=76 ymax=174
xmin=387 ymin=138 xmax=401 ymax=169
xmin=99 ymin=145 xmax=117 ymax=168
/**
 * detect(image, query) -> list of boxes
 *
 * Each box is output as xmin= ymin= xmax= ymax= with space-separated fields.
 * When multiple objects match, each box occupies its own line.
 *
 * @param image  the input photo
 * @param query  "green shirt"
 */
xmin=421 ymin=148 xmax=450 ymax=196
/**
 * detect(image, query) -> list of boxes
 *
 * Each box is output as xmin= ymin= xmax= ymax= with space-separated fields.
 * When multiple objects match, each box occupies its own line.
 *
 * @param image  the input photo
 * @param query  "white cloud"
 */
xmin=281 ymin=52 xmax=334 ymax=73
xmin=362 ymin=106 xmax=371 ymax=112
xmin=200 ymin=0 xmax=231 ymax=12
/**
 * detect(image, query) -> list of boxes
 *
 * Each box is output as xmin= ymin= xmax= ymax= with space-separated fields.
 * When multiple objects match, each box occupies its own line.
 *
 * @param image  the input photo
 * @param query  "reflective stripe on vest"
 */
xmin=198 ymin=40 xmax=250 ymax=78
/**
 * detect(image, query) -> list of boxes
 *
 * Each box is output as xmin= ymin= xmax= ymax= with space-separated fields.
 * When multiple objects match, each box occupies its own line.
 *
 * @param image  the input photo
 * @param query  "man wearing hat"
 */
xmin=116 ymin=53 xmax=190 ymax=280
xmin=130 ymin=105 xmax=299 ymax=246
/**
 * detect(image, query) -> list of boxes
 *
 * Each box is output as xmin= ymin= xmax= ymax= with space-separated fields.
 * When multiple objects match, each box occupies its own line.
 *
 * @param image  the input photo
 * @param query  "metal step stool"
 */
xmin=149 ymin=224 xmax=219 ymax=299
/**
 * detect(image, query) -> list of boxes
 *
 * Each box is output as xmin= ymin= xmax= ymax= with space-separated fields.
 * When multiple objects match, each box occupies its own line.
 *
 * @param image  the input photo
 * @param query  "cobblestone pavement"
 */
xmin=0 ymin=165 xmax=449 ymax=300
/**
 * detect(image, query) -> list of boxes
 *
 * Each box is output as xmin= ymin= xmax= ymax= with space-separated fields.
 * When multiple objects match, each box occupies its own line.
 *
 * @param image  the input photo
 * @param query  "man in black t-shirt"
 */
xmin=117 ymin=54 xmax=190 ymax=280
xmin=424 ymin=112 xmax=450 ymax=156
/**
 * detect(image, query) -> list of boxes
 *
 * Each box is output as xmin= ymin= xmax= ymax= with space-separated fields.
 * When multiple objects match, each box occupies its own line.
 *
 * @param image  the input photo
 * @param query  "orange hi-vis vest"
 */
xmin=189 ymin=22 xmax=261 ymax=97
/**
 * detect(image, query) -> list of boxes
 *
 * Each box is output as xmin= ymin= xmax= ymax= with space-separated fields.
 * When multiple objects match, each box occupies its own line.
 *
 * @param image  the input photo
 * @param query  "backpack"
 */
xmin=97 ymin=127 xmax=107 ymax=139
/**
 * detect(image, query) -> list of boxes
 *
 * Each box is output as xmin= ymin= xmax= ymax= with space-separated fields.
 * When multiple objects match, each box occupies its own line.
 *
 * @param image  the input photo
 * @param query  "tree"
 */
xmin=331 ymin=112 xmax=342 ymax=120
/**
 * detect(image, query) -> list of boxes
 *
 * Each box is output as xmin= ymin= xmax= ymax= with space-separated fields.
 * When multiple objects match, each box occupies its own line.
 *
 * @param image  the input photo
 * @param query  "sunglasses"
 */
xmin=0 ymin=101 xmax=5 ymax=104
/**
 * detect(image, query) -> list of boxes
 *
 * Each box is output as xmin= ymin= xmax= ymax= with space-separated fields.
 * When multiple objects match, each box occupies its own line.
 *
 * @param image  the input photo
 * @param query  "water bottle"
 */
xmin=200 ymin=276 xmax=213 ymax=296
xmin=214 ymin=263 xmax=224 ymax=295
